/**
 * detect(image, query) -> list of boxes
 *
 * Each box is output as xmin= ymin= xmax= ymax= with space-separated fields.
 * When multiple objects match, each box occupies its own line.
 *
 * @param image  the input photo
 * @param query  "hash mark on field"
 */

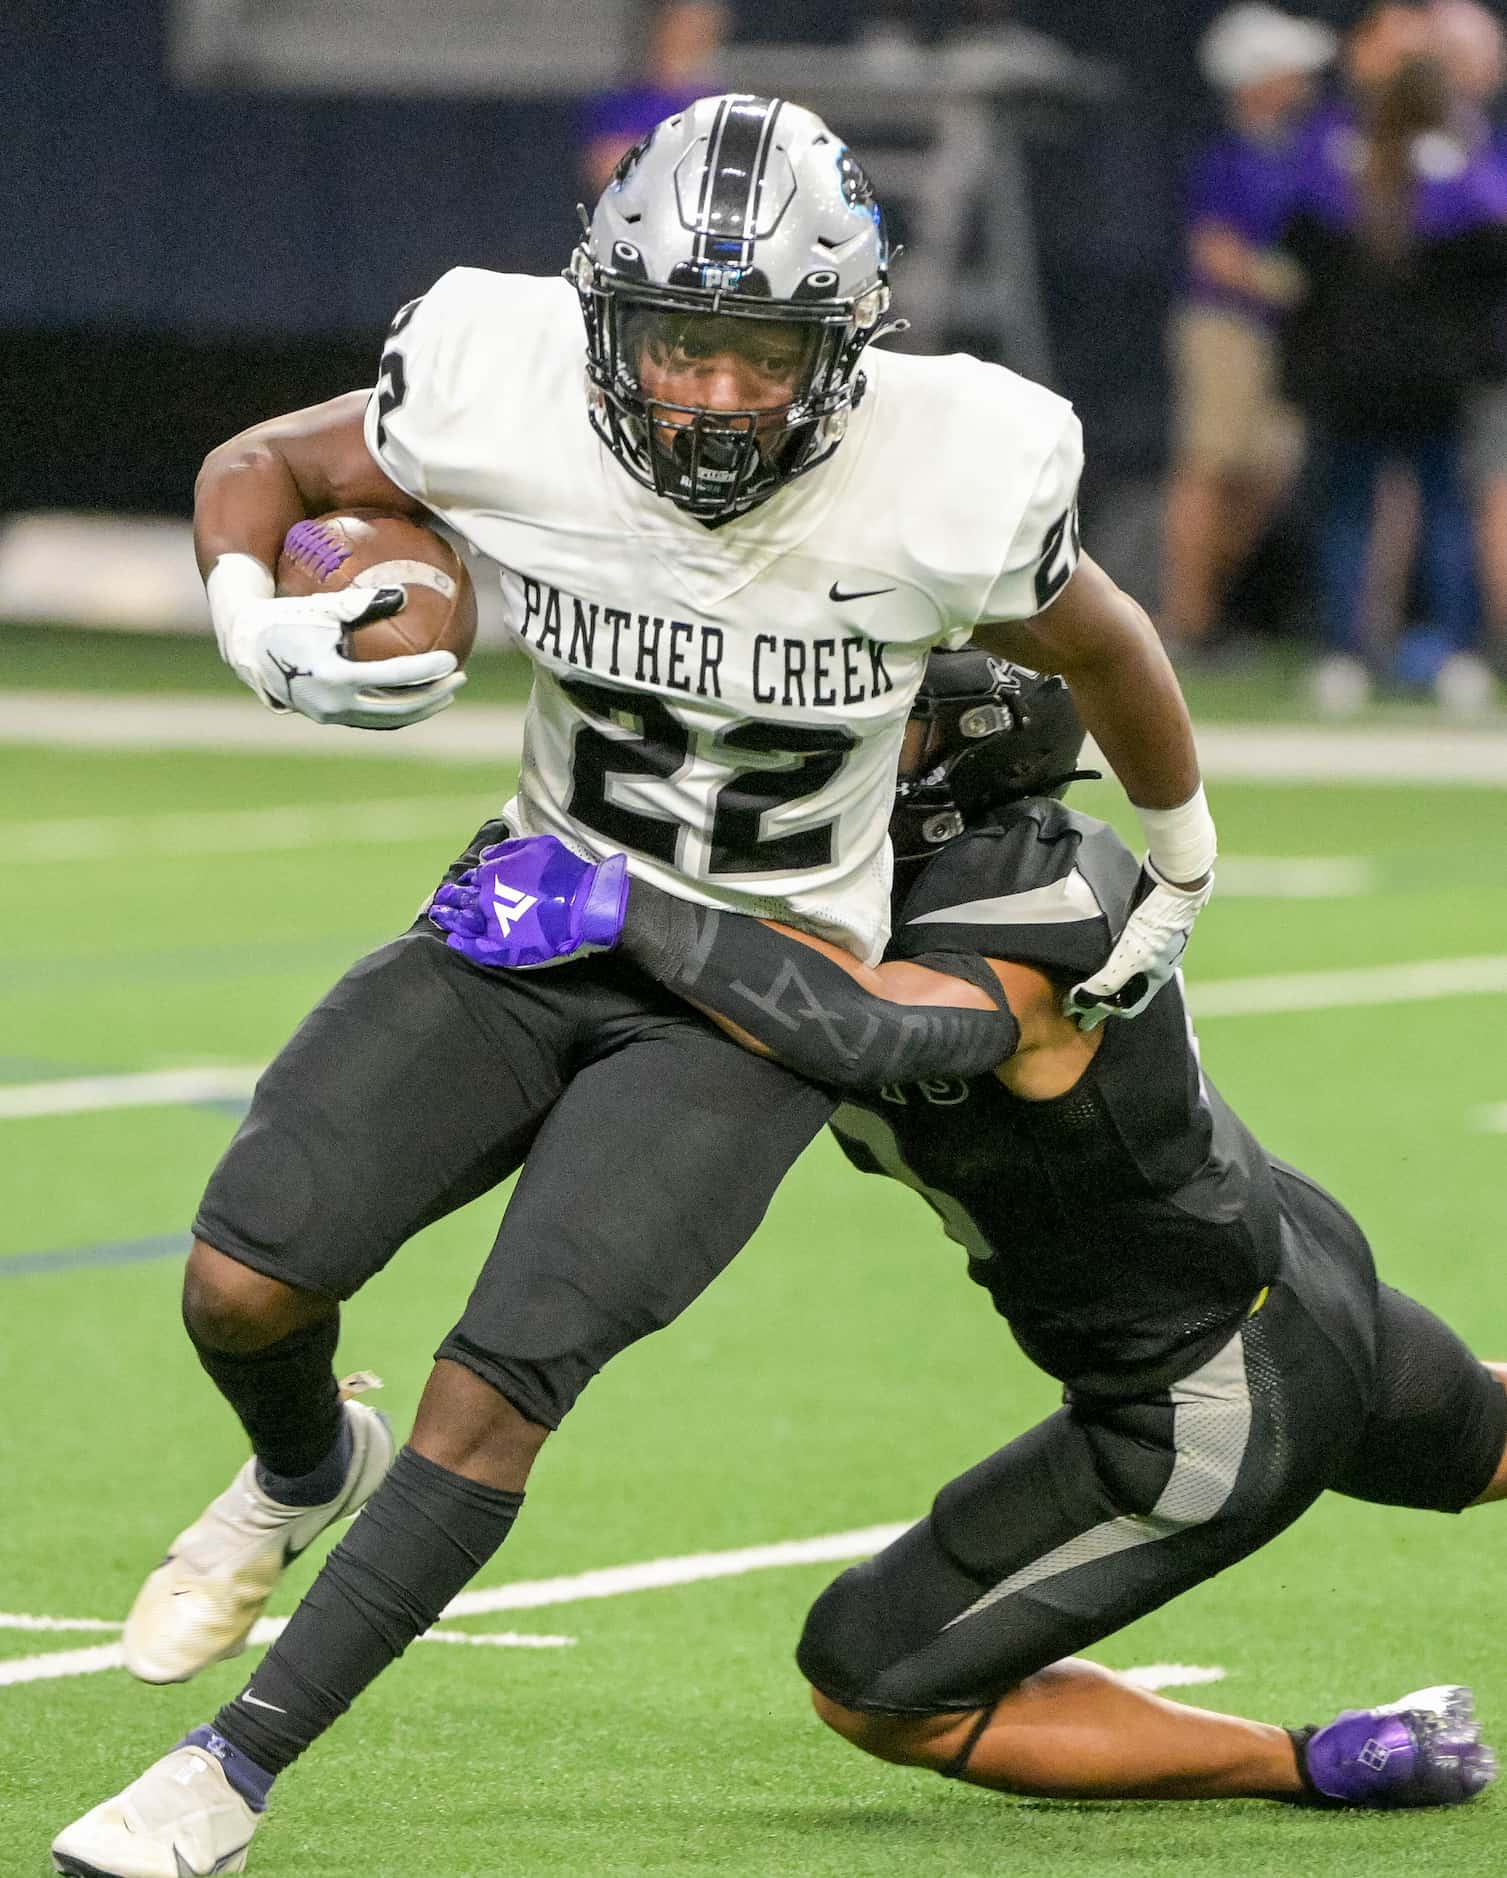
xmin=0 ymin=1626 xmax=574 ymax=1687
xmin=1119 ymin=1663 xmax=1226 ymax=1692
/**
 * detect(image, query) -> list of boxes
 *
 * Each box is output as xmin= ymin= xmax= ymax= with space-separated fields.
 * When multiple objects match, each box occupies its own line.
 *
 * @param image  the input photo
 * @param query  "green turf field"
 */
xmin=3 ymin=658 xmax=1507 ymax=1876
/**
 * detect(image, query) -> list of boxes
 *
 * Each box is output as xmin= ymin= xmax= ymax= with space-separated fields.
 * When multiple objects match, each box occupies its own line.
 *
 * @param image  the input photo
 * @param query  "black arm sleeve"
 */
xmin=618 ymin=879 xmax=1019 ymax=1091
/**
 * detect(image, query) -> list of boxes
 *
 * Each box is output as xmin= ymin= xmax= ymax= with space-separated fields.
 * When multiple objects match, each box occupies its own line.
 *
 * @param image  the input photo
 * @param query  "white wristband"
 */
xmin=205 ymin=553 xmax=275 ymax=667
xmin=1135 ymin=783 xmax=1217 ymax=886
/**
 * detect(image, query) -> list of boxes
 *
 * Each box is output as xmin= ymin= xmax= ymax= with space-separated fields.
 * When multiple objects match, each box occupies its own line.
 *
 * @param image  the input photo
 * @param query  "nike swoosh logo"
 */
xmin=242 ymin=1691 xmax=287 ymax=1713
xmin=907 ymin=869 xmax=1104 ymax=928
xmin=828 ymin=581 xmax=896 ymax=603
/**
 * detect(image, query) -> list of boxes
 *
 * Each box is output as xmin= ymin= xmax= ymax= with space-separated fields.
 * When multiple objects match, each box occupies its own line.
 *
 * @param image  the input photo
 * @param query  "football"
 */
xmin=275 ymin=509 xmax=477 ymax=667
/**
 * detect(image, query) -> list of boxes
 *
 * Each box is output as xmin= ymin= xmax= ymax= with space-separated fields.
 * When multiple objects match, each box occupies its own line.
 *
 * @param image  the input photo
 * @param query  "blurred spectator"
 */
xmin=578 ymin=3 xmax=728 ymax=201
xmin=1282 ymin=31 xmax=1507 ymax=715
xmin=1433 ymin=0 xmax=1506 ymax=128
xmin=1435 ymin=0 xmax=1507 ymax=674
xmin=1161 ymin=6 xmax=1335 ymax=659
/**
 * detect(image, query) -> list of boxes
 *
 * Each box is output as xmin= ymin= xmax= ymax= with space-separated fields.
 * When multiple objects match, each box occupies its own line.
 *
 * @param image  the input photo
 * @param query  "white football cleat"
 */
xmin=51 ymin=1743 xmax=259 ymax=1877
xmin=123 ymin=1391 xmax=393 ymax=1685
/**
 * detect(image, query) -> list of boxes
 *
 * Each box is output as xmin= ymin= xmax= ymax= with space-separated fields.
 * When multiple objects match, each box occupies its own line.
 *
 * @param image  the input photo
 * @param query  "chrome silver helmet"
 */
xmin=569 ymin=93 xmax=896 ymax=523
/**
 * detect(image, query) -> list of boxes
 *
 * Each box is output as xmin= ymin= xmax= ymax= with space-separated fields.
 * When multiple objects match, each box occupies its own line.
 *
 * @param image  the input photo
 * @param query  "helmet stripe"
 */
xmin=697 ymin=95 xmax=779 ymax=267
xmin=690 ymin=95 xmax=733 ymax=264
xmin=745 ymin=97 xmax=784 ymax=246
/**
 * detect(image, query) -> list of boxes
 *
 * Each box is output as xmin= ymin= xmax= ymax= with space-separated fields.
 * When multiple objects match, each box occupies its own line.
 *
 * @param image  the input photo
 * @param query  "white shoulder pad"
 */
xmin=976 ymin=406 xmax=1084 ymax=626
xmin=850 ymin=349 xmax=1082 ymax=645
xmin=362 ymin=268 xmax=579 ymax=508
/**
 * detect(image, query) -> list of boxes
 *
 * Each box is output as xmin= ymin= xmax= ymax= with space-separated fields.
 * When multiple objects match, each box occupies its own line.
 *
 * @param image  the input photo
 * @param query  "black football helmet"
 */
xmin=891 ymin=650 xmax=1094 ymax=872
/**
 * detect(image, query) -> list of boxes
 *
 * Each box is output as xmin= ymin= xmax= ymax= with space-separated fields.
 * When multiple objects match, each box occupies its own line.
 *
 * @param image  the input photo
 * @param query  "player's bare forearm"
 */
xmin=973 ymin=554 xmax=1201 ymax=812
xmin=194 ymin=391 xmax=419 ymax=579
xmin=760 ymin=922 xmax=995 ymax=1012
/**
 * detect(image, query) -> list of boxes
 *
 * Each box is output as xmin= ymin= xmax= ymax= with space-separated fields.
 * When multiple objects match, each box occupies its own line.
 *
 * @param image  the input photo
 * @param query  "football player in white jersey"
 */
xmin=55 ymin=95 xmax=1218 ymax=1876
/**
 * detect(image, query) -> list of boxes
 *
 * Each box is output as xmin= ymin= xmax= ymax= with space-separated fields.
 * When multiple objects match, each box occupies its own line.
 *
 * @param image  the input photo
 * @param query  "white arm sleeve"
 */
xmin=975 ymin=410 xmax=1085 ymax=626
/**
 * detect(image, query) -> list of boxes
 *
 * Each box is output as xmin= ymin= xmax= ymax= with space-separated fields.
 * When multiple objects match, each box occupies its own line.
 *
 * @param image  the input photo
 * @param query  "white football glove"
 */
xmin=1064 ymin=861 xmax=1214 ymax=1031
xmin=206 ymin=553 xmax=465 ymax=730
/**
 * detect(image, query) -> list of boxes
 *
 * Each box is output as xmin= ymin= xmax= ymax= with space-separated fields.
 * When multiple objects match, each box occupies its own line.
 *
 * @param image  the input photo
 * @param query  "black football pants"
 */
xmin=196 ymin=915 xmax=833 ymax=1429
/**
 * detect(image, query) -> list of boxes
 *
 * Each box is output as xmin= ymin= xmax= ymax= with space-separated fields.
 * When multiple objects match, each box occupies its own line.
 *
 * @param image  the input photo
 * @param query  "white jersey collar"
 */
xmin=597 ymin=368 xmax=880 ymax=611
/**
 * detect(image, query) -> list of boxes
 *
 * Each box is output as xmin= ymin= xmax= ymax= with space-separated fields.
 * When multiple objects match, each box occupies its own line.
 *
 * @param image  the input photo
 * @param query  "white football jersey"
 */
xmin=365 ymin=267 xmax=1082 ymax=962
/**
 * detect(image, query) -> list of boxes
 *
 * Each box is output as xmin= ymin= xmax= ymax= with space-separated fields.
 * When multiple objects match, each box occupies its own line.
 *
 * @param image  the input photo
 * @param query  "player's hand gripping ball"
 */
xmin=228 ymin=509 xmax=478 ymax=729
xmin=276 ymin=510 xmax=477 ymax=666
xmin=430 ymin=835 xmax=630 ymax=970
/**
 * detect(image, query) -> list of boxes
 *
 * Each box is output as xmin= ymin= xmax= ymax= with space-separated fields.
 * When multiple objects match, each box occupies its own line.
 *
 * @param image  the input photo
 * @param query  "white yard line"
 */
xmin=0 ymin=1614 xmax=121 ymax=1633
xmin=0 ymin=794 xmax=1379 ymax=899
xmin=0 ymin=1067 xmax=262 ymax=1120
xmin=1084 ymin=726 xmax=1507 ymax=786
xmin=2 ymin=692 xmax=1506 ymax=785
xmin=1193 ymin=955 xmax=1507 ymax=1018
xmin=420 ymin=1628 xmax=575 ymax=1649
xmin=0 ymin=1643 xmax=132 ymax=1688
xmin=6 ymin=954 xmax=1506 ymax=1123
xmin=0 ymin=1525 xmax=1217 ymax=1694
xmin=440 ymin=1523 xmax=910 ymax=1618
xmin=0 ymin=691 xmax=526 ymax=763
xmin=1213 ymin=857 xmax=1374 ymax=898
xmin=1195 ymin=723 xmax=1507 ymax=787
xmin=0 ymin=797 xmax=498 ymax=864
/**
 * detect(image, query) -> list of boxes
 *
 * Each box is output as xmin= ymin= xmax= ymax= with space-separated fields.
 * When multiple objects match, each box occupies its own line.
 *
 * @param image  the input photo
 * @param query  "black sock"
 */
xmin=256 ymin=1415 xmax=352 ymax=1508
xmin=187 ymin=1312 xmax=343 ymax=1480
xmin=1282 ymin=1725 xmax=1341 ymax=1807
xmin=213 ymin=1446 xmax=524 ymax=1777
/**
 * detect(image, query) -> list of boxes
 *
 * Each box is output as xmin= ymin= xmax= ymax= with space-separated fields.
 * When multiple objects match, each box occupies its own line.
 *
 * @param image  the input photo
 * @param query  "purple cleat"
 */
xmin=1299 ymin=1686 xmax=1497 ymax=1807
xmin=429 ymin=834 xmax=629 ymax=970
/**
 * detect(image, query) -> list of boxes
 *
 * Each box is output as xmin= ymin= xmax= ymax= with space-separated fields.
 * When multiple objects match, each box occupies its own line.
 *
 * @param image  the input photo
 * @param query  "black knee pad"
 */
xmin=795 ymin=1561 xmax=894 ymax=1708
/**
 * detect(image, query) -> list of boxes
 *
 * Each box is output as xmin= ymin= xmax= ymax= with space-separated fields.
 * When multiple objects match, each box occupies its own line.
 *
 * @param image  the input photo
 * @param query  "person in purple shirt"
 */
xmin=1282 ymin=22 xmax=1507 ymax=713
xmin=1162 ymin=6 xmax=1336 ymax=656
xmin=1435 ymin=0 xmax=1507 ymax=694
xmin=579 ymin=2 xmax=728 ymax=199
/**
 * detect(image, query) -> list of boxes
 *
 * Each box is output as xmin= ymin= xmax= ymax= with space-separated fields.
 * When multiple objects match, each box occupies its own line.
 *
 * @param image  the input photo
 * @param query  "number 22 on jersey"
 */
xmin=559 ymin=675 xmax=856 ymax=876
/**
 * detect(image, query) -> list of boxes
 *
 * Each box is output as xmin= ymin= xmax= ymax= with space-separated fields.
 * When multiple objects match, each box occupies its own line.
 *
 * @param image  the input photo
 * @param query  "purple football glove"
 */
xmin=428 ymin=834 xmax=629 ymax=970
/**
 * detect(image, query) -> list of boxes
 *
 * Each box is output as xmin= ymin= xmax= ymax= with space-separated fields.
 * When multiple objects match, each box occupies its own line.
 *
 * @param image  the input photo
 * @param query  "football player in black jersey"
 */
xmin=439 ymin=651 xmax=1506 ymax=1808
